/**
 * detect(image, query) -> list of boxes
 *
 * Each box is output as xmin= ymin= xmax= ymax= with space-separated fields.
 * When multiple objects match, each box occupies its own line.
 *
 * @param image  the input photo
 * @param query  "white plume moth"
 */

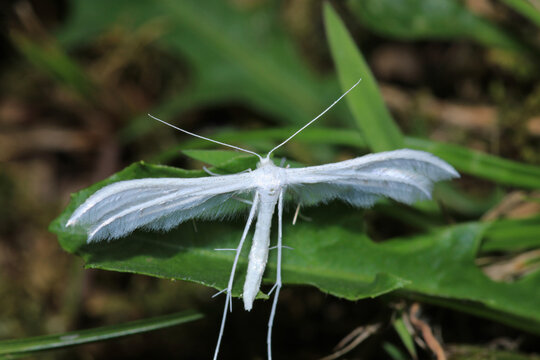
xmin=66 ymin=79 xmax=459 ymax=359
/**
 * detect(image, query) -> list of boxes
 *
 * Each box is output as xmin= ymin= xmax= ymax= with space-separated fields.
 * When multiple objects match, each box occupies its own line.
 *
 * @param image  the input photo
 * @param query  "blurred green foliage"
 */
xmin=348 ymin=0 xmax=528 ymax=52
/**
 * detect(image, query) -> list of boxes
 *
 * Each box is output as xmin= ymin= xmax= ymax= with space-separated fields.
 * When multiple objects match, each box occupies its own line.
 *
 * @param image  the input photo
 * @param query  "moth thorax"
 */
xmin=255 ymin=163 xmax=285 ymax=192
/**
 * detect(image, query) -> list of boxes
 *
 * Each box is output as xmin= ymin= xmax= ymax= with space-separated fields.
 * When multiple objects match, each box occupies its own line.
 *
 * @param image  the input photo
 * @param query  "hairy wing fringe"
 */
xmin=68 ymin=177 xmax=253 ymax=242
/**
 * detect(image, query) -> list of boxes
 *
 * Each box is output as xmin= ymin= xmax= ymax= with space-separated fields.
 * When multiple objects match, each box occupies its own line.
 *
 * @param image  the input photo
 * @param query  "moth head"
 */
xmin=257 ymin=157 xmax=274 ymax=168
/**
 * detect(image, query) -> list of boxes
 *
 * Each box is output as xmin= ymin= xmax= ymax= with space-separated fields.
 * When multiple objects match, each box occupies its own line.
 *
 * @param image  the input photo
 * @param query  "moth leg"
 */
xmin=213 ymin=192 xmax=260 ymax=360
xmin=267 ymin=190 xmax=284 ymax=360
xmin=292 ymin=203 xmax=312 ymax=225
xmin=212 ymin=288 xmax=227 ymax=298
xmin=269 ymin=245 xmax=293 ymax=251
xmin=292 ymin=203 xmax=301 ymax=225
xmin=292 ymin=204 xmax=313 ymax=225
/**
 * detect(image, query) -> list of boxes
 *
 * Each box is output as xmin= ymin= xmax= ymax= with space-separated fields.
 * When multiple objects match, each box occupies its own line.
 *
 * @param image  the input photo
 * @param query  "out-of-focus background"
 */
xmin=1 ymin=0 xmax=539 ymax=359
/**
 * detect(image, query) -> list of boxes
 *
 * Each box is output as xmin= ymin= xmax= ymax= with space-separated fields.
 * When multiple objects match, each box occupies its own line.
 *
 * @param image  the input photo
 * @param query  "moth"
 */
xmin=66 ymin=80 xmax=459 ymax=359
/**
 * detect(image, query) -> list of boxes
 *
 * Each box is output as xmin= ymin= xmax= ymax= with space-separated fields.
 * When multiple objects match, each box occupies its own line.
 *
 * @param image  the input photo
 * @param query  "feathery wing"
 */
xmin=67 ymin=172 xmax=256 ymax=242
xmin=284 ymin=149 xmax=459 ymax=207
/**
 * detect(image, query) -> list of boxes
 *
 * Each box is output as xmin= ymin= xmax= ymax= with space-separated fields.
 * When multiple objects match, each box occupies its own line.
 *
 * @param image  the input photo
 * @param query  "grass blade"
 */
xmin=499 ymin=0 xmax=540 ymax=28
xmin=0 ymin=311 xmax=203 ymax=355
xmin=406 ymin=137 xmax=540 ymax=188
xmin=323 ymin=3 xmax=405 ymax=151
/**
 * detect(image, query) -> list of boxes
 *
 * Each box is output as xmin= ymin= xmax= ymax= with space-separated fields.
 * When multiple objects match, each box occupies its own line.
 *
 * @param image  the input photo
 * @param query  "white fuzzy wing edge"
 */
xmin=284 ymin=149 xmax=459 ymax=207
xmin=67 ymin=172 xmax=256 ymax=242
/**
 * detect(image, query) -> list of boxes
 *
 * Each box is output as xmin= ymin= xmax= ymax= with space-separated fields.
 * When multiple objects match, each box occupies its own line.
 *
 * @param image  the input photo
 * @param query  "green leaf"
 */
xmin=181 ymin=150 xmax=259 ymax=174
xmin=51 ymin=162 xmax=540 ymax=334
xmin=348 ymin=0 xmax=526 ymax=52
xmin=181 ymin=150 xmax=251 ymax=168
xmin=0 ymin=311 xmax=202 ymax=356
xmin=180 ymin=150 xmax=303 ymax=174
xmin=387 ymin=224 xmax=540 ymax=335
xmin=483 ymin=216 xmax=540 ymax=252
xmin=323 ymin=3 xmax=405 ymax=152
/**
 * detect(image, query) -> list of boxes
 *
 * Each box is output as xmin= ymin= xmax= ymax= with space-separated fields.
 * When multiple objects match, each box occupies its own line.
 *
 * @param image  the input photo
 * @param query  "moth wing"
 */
xmin=284 ymin=149 xmax=459 ymax=207
xmin=67 ymin=172 xmax=257 ymax=242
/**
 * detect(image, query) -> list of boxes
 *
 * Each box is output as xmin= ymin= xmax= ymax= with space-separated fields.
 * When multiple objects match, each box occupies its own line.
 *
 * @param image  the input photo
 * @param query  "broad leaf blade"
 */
xmin=51 ymin=163 xmax=540 ymax=334
xmin=181 ymin=150 xmax=259 ymax=174
xmin=181 ymin=150 xmax=252 ymax=167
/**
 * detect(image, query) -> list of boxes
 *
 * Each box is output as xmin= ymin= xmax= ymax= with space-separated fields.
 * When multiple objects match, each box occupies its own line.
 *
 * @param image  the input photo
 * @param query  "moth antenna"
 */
xmin=266 ymin=78 xmax=362 ymax=158
xmin=149 ymin=114 xmax=263 ymax=160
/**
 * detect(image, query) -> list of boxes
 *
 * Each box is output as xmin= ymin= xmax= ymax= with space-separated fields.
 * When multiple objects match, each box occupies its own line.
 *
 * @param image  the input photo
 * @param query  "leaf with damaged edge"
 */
xmin=50 ymin=161 xmax=540 ymax=335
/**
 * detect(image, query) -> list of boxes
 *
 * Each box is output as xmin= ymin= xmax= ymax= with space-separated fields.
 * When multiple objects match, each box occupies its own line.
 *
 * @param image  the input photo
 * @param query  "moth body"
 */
xmin=243 ymin=158 xmax=286 ymax=310
xmin=243 ymin=190 xmax=279 ymax=310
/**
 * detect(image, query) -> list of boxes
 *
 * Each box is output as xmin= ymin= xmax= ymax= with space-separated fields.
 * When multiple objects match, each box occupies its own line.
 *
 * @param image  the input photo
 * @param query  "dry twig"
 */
xmin=318 ymin=323 xmax=380 ymax=360
xmin=409 ymin=303 xmax=446 ymax=360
